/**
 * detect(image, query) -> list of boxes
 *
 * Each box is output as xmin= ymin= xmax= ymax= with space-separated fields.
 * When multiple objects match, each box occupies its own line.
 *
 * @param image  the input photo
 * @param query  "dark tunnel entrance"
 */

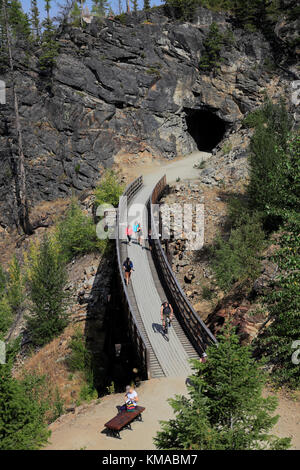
xmin=185 ymin=109 xmax=227 ymax=151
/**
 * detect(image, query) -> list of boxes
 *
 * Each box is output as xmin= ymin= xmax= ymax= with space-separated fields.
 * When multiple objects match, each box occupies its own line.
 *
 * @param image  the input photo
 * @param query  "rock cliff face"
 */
xmin=0 ymin=7 xmax=295 ymax=227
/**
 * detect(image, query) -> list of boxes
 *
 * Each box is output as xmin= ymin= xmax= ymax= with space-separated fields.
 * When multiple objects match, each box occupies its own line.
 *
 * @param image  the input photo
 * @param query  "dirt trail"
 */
xmin=45 ymin=377 xmax=300 ymax=450
xmin=44 ymin=377 xmax=187 ymax=450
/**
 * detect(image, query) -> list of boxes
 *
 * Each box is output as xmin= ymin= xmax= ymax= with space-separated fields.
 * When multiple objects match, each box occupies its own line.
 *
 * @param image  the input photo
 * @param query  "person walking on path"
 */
xmin=136 ymin=223 xmax=142 ymax=246
xmin=123 ymin=257 xmax=133 ymax=286
xmin=126 ymin=225 xmax=133 ymax=245
xmin=133 ymin=221 xmax=142 ymax=246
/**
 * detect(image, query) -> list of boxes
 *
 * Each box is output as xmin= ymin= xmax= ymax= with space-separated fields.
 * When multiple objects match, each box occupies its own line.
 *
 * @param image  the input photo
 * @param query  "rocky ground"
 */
xmin=157 ymin=130 xmax=278 ymax=344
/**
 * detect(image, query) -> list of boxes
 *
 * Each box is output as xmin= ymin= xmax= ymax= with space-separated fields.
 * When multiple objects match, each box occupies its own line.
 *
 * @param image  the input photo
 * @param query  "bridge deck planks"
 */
xmin=121 ymin=182 xmax=198 ymax=378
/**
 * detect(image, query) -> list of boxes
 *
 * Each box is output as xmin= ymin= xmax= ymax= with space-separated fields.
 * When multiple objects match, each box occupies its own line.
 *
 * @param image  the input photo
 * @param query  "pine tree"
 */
xmin=30 ymin=0 xmax=40 ymax=41
xmin=131 ymin=0 xmax=138 ymax=13
xmin=155 ymin=324 xmax=291 ymax=450
xmin=39 ymin=0 xmax=59 ymax=71
xmin=26 ymin=235 xmax=69 ymax=346
xmin=0 ymin=296 xmax=12 ymax=339
xmin=199 ymin=21 xmax=224 ymax=72
xmin=92 ymin=0 xmax=109 ymax=18
xmin=144 ymin=0 xmax=150 ymax=10
xmin=70 ymin=0 xmax=81 ymax=26
xmin=7 ymin=254 xmax=23 ymax=313
xmin=7 ymin=0 xmax=31 ymax=39
xmin=0 ymin=361 xmax=49 ymax=450
xmin=0 ymin=265 xmax=12 ymax=339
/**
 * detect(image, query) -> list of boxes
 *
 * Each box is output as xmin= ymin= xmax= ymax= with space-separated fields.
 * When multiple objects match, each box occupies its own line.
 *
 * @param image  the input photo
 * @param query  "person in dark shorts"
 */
xmin=126 ymin=225 xmax=133 ymax=245
xmin=147 ymin=229 xmax=153 ymax=251
xmin=160 ymin=300 xmax=174 ymax=331
xmin=123 ymin=257 xmax=133 ymax=286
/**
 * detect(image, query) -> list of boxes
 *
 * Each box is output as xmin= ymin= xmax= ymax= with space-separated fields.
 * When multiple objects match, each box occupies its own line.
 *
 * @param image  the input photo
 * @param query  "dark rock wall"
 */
xmin=0 ymin=7 xmax=294 ymax=227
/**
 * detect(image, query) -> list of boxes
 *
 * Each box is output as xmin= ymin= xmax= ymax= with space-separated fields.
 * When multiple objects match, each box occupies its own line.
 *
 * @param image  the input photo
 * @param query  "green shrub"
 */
xmin=194 ymin=160 xmax=206 ymax=169
xmin=222 ymin=142 xmax=232 ymax=155
xmin=201 ymin=285 xmax=214 ymax=300
xmin=79 ymin=383 xmax=98 ymax=402
xmin=56 ymin=199 xmax=103 ymax=262
xmin=67 ymin=328 xmax=98 ymax=402
xmin=212 ymin=214 xmax=265 ymax=291
xmin=67 ymin=327 xmax=91 ymax=373
xmin=94 ymin=169 xmax=124 ymax=208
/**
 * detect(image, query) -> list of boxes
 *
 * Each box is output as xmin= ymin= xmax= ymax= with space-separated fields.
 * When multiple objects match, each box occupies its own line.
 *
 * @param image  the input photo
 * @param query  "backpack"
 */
xmin=163 ymin=303 xmax=171 ymax=316
xmin=124 ymin=260 xmax=132 ymax=271
xmin=126 ymin=400 xmax=135 ymax=411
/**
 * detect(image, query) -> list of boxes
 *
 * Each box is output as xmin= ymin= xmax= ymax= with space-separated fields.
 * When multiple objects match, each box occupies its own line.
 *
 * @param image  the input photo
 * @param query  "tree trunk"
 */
xmin=2 ymin=0 xmax=33 ymax=235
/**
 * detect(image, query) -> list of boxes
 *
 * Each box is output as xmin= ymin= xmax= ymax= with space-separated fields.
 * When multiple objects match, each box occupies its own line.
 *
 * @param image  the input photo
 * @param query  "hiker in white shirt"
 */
xmin=125 ymin=385 xmax=138 ymax=406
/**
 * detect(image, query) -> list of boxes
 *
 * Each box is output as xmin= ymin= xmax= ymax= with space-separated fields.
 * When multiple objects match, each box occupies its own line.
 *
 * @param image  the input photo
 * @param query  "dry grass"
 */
xmin=15 ymin=322 xmax=87 ymax=412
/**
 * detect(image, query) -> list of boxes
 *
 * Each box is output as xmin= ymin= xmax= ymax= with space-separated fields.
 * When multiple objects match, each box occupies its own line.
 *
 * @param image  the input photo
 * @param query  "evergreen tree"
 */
xmin=7 ymin=254 xmax=23 ymax=313
xmin=0 ymin=361 xmax=49 ymax=449
xmin=155 ymin=325 xmax=291 ymax=450
xmin=7 ymin=0 xmax=31 ymax=39
xmin=131 ymin=0 xmax=138 ymax=13
xmin=70 ymin=0 xmax=81 ymax=25
xmin=258 ymin=215 xmax=300 ymax=388
xmin=92 ymin=0 xmax=109 ymax=18
xmin=245 ymin=98 xmax=293 ymax=226
xmin=26 ymin=235 xmax=69 ymax=346
xmin=144 ymin=0 xmax=150 ymax=10
xmin=39 ymin=0 xmax=59 ymax=71
xmin=199 ymin=21 xmax=224 ymax=72
xmin=0 ymin=295 xmax=12 ymax=339
xmin=164 ymin=0 xmax=199 ymax=21
xmin=30 ymin=0 xmax=40 ymax=40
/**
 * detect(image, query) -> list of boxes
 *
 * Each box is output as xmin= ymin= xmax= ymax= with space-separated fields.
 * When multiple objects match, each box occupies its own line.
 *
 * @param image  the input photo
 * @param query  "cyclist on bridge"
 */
xmin=161 ymin=300 xmax=174 ymax=334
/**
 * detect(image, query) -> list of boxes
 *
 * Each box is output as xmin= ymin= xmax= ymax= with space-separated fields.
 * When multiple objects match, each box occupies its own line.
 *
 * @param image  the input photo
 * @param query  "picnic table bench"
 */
xmin=105 ymin=406 xmax=145 ymax=439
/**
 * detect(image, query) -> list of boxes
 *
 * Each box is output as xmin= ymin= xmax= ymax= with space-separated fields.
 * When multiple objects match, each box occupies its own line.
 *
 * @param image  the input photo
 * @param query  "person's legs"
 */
xmin=127 ymin=235 xmax=131 ymax=245
xmin=125 ymin=271 xmax=129 ymax=285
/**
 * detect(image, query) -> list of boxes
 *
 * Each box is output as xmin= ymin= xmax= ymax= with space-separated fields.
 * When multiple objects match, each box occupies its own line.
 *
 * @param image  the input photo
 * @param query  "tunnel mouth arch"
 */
xmin=185 ymin=108 xmax=227 ymax=152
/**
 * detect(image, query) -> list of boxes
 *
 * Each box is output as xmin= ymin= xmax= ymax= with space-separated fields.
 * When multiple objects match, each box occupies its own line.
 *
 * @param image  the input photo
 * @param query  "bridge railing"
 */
xmin=116 ymin=176 xmax=151 ymax=378
xmin=149 ymin=175 xmax=217 ymax=354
